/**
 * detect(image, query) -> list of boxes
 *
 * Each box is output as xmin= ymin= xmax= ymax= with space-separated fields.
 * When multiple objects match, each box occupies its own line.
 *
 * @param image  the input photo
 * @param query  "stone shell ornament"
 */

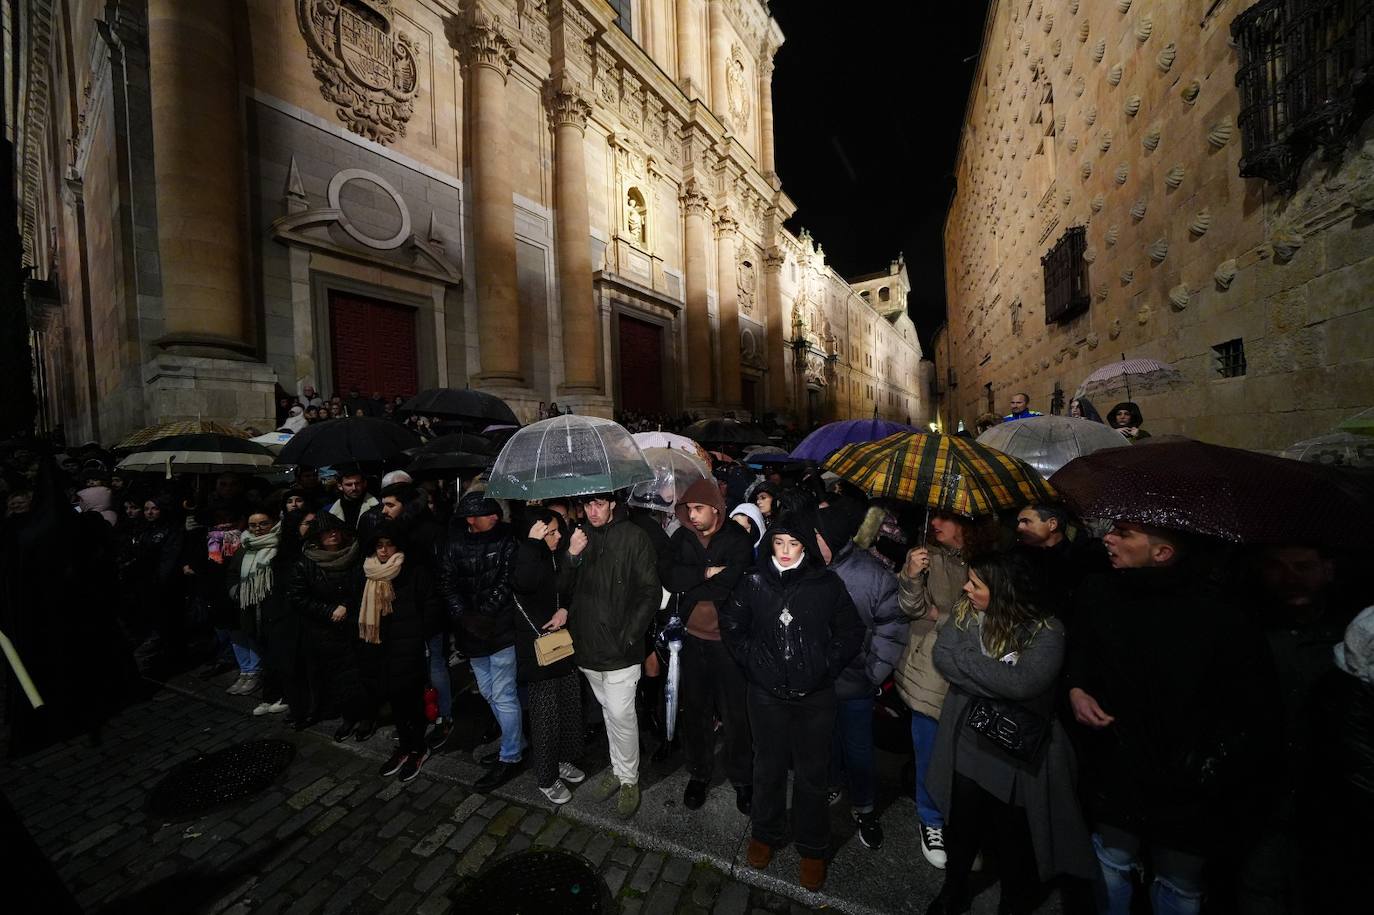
xmin=1136 ymin=15 xmax=1153 ymax=42
xmin=1052 ymin=37 xmax=1063 ymax=57
xmin=1149 ymin=238 xmax=1169 ymax=263
xmin=1189 ymin=209 xmax=1212 ymax=236
xmin=1182 ymin=80 xmax=1201 ymax=104
xmin=1120 ymin=267 xmax=1135 ymax=284
xmin=1105 ymin=224 xmax=1120 ymax=246
xmin=1092 ymin=38 xmax=1107 ymax=63
xmin=1109 ymin=317 xmax=1123 ymax=339
xmin=1214 ymin=259 xmax=1238 ymax=290
xmin=1091 ymin=193 xmax=1105 ymax=212
xmin=1115 ymin=164 xmax=1130 ymax=185
xmin=1169 ymin=284 xmax=1190 ymax=310
xmin=1079 ymin=19 xmax=1090 ymax=42
xmin=1070 ymin=0 xmax=1080 ymax=14
xmin=1108 ymin=63 xmax=1124 ymax=86
xmin=1143 ymin=126 xmax=1162 ymax=151
xmin=1096 ymin=283 xmax=1109 ymax=301
xmin=1068 ymin=136 xmax=1080 ymax=152
xmin=1081 ymin=161 xmax=1094 ymax=180
xmin=1056 ymin=113 xmax=1067 ymax=134
xmin=1117 ymin=0 xmax=1133 ymax=13
xmin=1165 ymin=164 xmax=1186 ymax=188
xmin=1207 ymin=117 xmax=1235 ymax=148
xmin=1156 ymin=43 xmax=1177 ymax=72
xmin=1271 ymin=228 xmax=1304 ymax=261
xmin=1043 ymin=13 xmax=1055 ymax=33
xmin=1084 ymin=246 xmax=1098 ymax=264
xmin=1100 ymin=131 xmax=1113 ymax=153
xmin=1125 ymin=95 xmax=1142 ymax=117
xmin=1130 ymin=198 xmax=1148 ymax=220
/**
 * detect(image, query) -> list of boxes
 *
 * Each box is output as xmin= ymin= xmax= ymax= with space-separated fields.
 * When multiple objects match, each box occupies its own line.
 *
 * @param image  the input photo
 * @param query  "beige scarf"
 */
xmin=359 ymin=552 xmax=405 ymax=645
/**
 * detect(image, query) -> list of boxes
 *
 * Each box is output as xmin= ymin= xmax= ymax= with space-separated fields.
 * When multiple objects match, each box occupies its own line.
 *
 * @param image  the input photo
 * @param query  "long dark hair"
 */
xmin=954 ymin=551 xmax=1055 ymax=658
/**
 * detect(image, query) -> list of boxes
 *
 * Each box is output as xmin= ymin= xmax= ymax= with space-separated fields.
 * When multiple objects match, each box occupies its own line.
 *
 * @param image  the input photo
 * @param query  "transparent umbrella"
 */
xmin=627 ymin=447 xmax=713 ymax=514
xmin=485 ymin=415 xmax=654 ymax=501
xmin=976 ymin=415 xmax=1131 ymax=478
xmin=1281 ymin=431 xmax=1374 ymax=468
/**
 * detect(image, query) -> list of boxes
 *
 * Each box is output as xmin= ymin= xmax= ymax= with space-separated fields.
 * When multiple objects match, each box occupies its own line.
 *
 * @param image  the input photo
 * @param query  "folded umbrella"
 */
xmin=825 ymin=431 xmax=1056 ymax=517
xmin=276 ymin=416 xmax=420 ymax=468
xmin=117 ymin=433 xmax=277 ymax=478
xmin=1050 ymin=439 xmax=1374 ymax=546
xmin=485 ymin=415 xmax=654 ymax=501
xmin=790 ymin=418 xmax=916 ymax=463
xmin=976 ymin=414 xmax=1130 ymax=478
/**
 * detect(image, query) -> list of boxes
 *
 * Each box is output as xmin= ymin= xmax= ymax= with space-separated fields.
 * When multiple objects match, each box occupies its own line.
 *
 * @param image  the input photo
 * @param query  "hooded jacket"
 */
xmin=77 ymin=486 xmax=118 ymax=526
xmin=660 ymin=478 xmax=755 ymax=640
xmin=439 ymin=519 xmax=518 ymax=657
xmin=558 ymin=503 xmax=661 ymax=671
xmin=720 ymin=514 xmax=864 ymax=699
xmin=828 ymin=541 xmax=909 ymax=700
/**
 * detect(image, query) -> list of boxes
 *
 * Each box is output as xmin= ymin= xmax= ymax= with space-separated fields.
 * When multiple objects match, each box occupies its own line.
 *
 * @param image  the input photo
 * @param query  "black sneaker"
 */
xmin=920 ymin=822 xmax=948 ymax=869
xmin=426 ymin=720 xmax=454 ymax=752
xmin=734 ymin=785 xmax=752 ymax=815
xmin=683 ymin=779 xmax=707 ymax=810
xmin=379 ymin=750 xmax=408 ymax=777
xmin=398 ymin=750 xmax=431 ymax=783
xmin=354 ymin=720 xmax=376 ymax=742
xmin=474 ymin=760 xmax=521 ymax=793
xmin=333 ymin=719 xmax=356 ymax=742
xmin=826 ymin=788 xmax=843 ymax=807
xmin=854 ymin=811 xmax=884 ymax=850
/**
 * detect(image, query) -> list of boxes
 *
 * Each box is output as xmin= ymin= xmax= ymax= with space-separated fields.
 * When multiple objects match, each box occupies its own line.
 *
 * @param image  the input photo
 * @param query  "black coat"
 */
xmin=720 ymin=551 xmax=864 ymax=699
xmin=659 ymin=518 xmax=755 ymax=632
xmin=558 ymin=511 xmax=661 ymax=672
xmin=289 ymin=551 xmax=364 ymax=683
xmin=1064 ymin=565 xmax=1278 ymax=853
xmin=439 ymin=522 xmax=518 ymax=657
xmin=510 ymin=539 xmax=575 ymax=682
xmin=375 ymin=564 xmax=438 ymax=691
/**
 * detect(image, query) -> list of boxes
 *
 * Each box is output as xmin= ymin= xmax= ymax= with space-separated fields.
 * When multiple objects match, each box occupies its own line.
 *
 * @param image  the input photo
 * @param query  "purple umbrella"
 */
xmin=789 ymin=419 xmax=916 ymax=463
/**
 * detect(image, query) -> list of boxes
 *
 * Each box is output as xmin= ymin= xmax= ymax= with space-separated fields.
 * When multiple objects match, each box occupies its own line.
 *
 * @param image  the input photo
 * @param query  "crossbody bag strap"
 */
xmin=510 ymin=593 xmax=543 ymax=637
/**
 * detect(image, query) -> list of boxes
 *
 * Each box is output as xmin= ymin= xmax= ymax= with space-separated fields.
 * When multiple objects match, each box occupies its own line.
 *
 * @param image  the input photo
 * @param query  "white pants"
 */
xmin=580 ymin=664 xmax=642 ymax=785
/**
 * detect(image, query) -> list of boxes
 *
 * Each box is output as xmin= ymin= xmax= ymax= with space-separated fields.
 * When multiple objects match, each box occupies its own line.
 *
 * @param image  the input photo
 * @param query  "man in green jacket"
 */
xmin=561 ymin=491 xmax=662 ymax=818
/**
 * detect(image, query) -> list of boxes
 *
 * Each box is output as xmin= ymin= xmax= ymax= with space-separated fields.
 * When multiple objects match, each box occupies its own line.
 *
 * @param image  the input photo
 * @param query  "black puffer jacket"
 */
xmin=288 ymin=548 xmax=364 ymax=678
xmin=558 ymin=507 xmax=661 ymax=672
xmin=510 ymin=538 xmax=575 ymax=682
xmin=720 ymin=516 xmax=864 ymax=699
xmin=439 ymin=522 xmax=518 ymax=658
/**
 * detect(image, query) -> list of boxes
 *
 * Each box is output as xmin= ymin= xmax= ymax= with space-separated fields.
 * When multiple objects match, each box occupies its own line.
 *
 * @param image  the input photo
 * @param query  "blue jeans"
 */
xmin=229 ymin=631 xmax=261 ymax=674
xmin=470 ymin=646 xmax=524 ymax=763
xmin=910 ymin=711 xmax=943 ymax=827
xmin=426 ymin=633 xmax=452 ymax=720
xmin=1093 ymin=829 xmax=1205 ymax=915
xmin=829 ymin=696 xmax=876 ymax=813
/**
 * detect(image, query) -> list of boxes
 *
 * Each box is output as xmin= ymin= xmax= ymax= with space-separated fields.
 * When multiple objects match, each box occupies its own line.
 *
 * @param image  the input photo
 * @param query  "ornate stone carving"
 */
xmin=1207 ymin=117 xmax=1234 ymax=148
xmin=1124 ymin=94 xmax=1141 ymax=118
xmin=680 ymin=184 xmax=711 ymax=219
xmin=1081 ymin=161 xmax=1093 ymax=181
xmin=1078 ymin=20 xmax=1090 ymax=42
xmin=1270 ymin=227 xmax=1304 ymax=261
xmin=1156 ymin=42 xmax=1177 ymax=72
xmin=1115 ymin=163 xmax=1130 ymax=185
xmin=1130 ymin=197 xmax=1148 ymax=220
xmin=1090 ymin=193 xmax=1105 ymax=212
xmin=1116 ymin=0 xmax=1132 ymax=12
xmin=1149 ymin=237 xmax=1169 ymax=263
xmin=1214 ymin=259 xmax=1238 ymax=289
xmin=1085 ymin=105 xmax=1097 ymax=126
xmin=297 ymin=0 xmax=421 ymax=144
xmin=1135 ymin=14 xmax=1153 ymax=42
xmin=458 ymin=4 xmax=516 ymax=75
xmin=1120 ymin=267 xmax=1134 ymax=284
xmin=726 ymin=44 xmax=752 ymax=130
xmin=1168 ymin=284 xmax=1190 ymax=310
xmin=1181 ymin=80 xmax=1201 ymax=104
xmin=624 ymin=188 xmax=647 ymax=244
xmin=1165 ymin=164 xmax=1186 ymax=189
xmin=1100 ymin=130 xmax=1113 ymax=153
xmin=737 ymin=256 xmax=757 ymax=315
xmin=545 ymin=76 xmax=591 ymax=131
xmin=1105 ymin=224 xmax=1120 ymax=246
xmin=1189 ymin=209 xmax=1212 ymax=236
xmin=1108 ymin=63 xmax=1123 ymax=86
xmin=1068 ymin=136 xmax=1080 ymax=152
xmin=1091 ymin=38 xmax=1106 ymax=63
xmin=1143 ymin=126 xmax=1161 ymax=151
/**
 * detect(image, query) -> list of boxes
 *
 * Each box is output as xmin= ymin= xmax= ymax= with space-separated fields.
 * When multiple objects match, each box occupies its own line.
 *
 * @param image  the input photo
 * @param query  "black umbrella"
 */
xmin=116 ymin=433 xmax=276 ymax=477
xmin=400 ymin=388 xmax=519 ymax=426
xmin=407 ymin=431 xmax=496 ymax=457
xmin=407 ymin=451 xmax=494 ymax=478
xmin=276 ymin=417 xmax=419 ymax=468
xmin=682 ymin=418 xmax=772 ymax=447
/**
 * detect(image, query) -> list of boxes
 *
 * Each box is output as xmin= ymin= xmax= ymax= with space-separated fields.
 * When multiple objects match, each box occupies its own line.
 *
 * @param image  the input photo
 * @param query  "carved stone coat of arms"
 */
xmin=297 ymin=0 xmax=420 ymax=144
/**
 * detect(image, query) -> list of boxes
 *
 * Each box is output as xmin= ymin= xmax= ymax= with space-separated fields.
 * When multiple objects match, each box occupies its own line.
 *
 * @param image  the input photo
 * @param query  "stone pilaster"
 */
xmin=707 ymin=0 xmax=730 ymax=125
xmin=547 ymin=77 xmax=599 ymax=395
xmin=460 ymin=4 xmax=524 ymax=386
xmin=763 ymin=246 xmax=789 ymax=414
xmin=715 ymin=208 xmax=742 ymax=409
xmin=758 ymin=57 xmax=777 ymax=182
xmin=676 ymin=0 xmax=704 ymax=99
xmin=681 ymin=184 xmax=714 ymax=408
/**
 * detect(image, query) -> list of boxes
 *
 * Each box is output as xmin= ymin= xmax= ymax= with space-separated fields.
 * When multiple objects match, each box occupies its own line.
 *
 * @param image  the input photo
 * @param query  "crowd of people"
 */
xmin=3 ymin=394 xmax=1371 ymax=914
xmin=974 ymin=392 xmax=1153 ymax=442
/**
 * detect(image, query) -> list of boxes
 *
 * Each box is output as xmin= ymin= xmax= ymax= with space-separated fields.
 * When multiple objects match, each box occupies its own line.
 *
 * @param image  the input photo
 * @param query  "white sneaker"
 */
xmin=540 ymin=780 xmax=573 ymax=805
xmin=558 ymin=763 xmax=586 ymax=785
xmin=920 ymin=823 xmax=947 ymax=869
xmin=226 ymin=675 xmax=248 ymax=695
xmin=253 ymin=700 xmax=289 ymax=717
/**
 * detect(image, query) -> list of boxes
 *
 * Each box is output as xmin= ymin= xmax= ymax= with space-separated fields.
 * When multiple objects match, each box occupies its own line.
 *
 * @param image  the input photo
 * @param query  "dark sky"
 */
xmin=769 ymin=2 xmax=989 ymax=352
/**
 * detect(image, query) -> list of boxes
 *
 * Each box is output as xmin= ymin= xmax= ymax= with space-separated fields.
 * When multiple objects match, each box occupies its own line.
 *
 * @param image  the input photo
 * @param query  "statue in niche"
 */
xmin=624 ymin=188 xmax=647 ymax=245
xmin=737 ymin=258 xmax=756 ymax=314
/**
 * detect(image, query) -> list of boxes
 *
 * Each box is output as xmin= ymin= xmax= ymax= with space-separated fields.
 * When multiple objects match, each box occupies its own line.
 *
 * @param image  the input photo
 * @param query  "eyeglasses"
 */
xmin=248 ymin=520 xmax=275 ymax=530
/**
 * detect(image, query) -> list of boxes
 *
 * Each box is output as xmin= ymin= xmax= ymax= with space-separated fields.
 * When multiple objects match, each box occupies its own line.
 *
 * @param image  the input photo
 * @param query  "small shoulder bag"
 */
xmin=513 ymin=594 xmax=574 ymax=666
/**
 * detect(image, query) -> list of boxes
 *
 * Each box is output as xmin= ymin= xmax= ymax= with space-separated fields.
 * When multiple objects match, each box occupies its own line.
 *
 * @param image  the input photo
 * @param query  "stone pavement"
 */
xmin=1 ymin=671 xmax=1070 ymax=914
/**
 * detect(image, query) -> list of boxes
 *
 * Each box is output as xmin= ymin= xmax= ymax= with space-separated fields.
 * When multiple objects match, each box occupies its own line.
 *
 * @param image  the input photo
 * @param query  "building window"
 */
xmin=607 ymin=0 xmax=633 ymax=39
xmin=1232 ymin=0 xmax=1374 ymax=189
xmin=1213 ymin=338 xmax=1248 ymax=378
xmin=879 ymin=286 xmax=890 ymax=302
xmin=1041 ymin=225 xmax=1090 ymax=324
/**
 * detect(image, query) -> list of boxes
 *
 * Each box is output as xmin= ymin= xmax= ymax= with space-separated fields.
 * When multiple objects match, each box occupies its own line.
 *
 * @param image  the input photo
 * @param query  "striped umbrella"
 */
xmin=115 ymin=420 xmax=249 ymax=451
xmin=824 ymin=431 xmax=1056 ymax=518
xmin=117 ymin=433 xmax=277 ymax=478
xmin=1074 ymin=357 xmax=1182 ymax=402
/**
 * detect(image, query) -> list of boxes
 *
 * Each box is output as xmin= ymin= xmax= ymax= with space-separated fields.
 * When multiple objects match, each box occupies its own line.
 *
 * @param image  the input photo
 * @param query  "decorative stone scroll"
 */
xmin=297 ymin=0 xmax=420 ymax=144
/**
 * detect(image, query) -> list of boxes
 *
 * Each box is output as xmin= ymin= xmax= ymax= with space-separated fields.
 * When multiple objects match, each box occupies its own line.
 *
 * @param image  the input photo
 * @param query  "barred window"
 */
xmin=1213 ymin=339 xmax=1248 ymax=378
xmin=1041 ymin=226 xmax=1089 ymax=325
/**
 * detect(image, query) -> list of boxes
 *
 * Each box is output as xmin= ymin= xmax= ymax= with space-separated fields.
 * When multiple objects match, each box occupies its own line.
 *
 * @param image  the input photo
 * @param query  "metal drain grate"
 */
xmin=451 ymin=849 xmax=612 ymax=914
xmin=149 ymin=739 xmax=295 ymax=820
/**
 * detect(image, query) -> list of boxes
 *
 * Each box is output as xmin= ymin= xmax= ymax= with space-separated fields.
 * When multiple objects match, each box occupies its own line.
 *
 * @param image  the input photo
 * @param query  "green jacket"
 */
xmin=560 ymin=511 xmax=662 ymax=672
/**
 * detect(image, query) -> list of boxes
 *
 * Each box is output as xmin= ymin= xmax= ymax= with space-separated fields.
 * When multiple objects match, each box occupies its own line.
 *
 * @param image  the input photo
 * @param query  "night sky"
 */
xmin=769 ymin=2 xmax=990 ymax=352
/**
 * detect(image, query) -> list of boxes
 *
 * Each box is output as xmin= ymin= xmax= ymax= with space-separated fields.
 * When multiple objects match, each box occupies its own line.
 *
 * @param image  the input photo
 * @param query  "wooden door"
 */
xmin=328 ymin=291 xmax=418 ymax=399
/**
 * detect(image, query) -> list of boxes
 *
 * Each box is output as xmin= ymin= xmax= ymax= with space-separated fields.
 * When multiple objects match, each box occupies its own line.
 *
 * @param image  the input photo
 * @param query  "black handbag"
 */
xmin=965 ymin=697 xmax=1050 ymax=763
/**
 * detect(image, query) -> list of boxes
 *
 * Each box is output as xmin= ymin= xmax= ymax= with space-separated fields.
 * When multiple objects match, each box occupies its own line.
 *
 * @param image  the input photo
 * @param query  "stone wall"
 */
xmin=942 ymin=0 xmax=1374 ymax=451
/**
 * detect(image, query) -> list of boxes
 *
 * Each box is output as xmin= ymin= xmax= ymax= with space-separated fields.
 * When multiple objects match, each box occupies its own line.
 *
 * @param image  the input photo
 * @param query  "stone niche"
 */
xmin=607 ymin=133 xmax=664 ymax=292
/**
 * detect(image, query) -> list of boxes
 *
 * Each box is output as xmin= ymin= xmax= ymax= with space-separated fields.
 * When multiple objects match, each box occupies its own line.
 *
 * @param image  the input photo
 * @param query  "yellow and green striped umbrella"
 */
xmin=824 ymin=431 xmax=1057 ymax=517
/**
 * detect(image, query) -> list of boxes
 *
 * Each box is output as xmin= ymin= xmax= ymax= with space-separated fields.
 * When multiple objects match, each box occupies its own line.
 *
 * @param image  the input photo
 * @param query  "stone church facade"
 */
xmin=13 ymin=0 xmax=925 ymax=444
xmin=938 ymin=0 xmax=1373 ymax=452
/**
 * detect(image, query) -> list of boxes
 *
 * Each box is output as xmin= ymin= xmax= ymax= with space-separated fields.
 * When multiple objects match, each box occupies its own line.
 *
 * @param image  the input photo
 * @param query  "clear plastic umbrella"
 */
xmin=976 ymin=415 xmax=1130 ymax=478
xmin=627 ymin=447 xmax=713 ymax=514
xmin=485 ymin=415 xmax=654 ymax=501
xmin=632 ymin=430 xmax=713 ymax=467
xmin=1281 ymin=431 xmax=1374 ymax=468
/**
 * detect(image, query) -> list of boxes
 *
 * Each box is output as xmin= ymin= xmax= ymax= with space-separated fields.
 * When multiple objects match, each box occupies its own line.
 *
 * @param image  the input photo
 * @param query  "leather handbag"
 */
xmin=965 ymin=697 xmax=1049 ymax=763
xmin=514 ymin=595 xmax=574 ymax=666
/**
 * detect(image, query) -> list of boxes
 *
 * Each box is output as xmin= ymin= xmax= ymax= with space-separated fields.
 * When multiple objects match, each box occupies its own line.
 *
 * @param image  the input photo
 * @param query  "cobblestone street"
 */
xmin=1 ymin=674 xmax=1067 ymax=914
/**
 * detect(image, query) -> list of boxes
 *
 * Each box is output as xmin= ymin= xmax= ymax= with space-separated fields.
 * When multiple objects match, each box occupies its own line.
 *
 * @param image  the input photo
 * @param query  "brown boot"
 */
xmin=799 ymin=856 xmax=827 ymax=891
xmin=746 ymin=838 xmax=773 ymax=869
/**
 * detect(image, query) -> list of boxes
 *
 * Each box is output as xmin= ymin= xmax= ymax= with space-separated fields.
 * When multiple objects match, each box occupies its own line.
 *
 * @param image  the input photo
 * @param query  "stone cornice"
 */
xmin=459 ymin=4 xmax=517 ymax=77
xmin=18 ymin=0 xmax=57 ymax=267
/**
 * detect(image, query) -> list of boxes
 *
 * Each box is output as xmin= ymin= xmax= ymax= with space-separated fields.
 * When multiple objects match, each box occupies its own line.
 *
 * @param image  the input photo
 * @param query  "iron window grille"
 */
xmin=1213 ymin=338 xmax=1248 ymax=378
xmin=1233 ymin=0 xmax=1374 ymax=189
xmin=1042 ymin=225 xmax=1090 ymax=325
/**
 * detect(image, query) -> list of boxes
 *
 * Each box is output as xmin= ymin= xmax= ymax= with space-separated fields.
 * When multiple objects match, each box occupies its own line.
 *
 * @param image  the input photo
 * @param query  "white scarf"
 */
xmin=771 ymin=552 xmax=805 ymax=576
xmin=238 ymin=523 xmax=281 ymax=609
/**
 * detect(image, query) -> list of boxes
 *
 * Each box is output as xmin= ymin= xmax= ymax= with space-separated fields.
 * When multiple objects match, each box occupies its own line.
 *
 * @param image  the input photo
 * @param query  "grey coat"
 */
xmin=928 ymin=614 xmax=1096 ymax=881
xmin=829 ymin=543 xmax=908 ymax=700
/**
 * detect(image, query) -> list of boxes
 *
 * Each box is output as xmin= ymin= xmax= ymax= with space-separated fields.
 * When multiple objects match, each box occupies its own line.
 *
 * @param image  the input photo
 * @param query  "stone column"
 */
xmin=547 ymin=78 xmax=598 ymax=394
xmin=147 ymin=0 xmax=249 ymax=355
xmin=764 ymin=246 xmax=789 ymax=413
xmin=461 ymin=8 xmax=524 ymax=385
xmin=675 ymin=0 xmax=703 ymax=98
xmin=681 ymin=185 xmax=714 ymax=407
xmin=707 ymin=0 xmax=730 ymax=123
xmin=758 ymin=57 xmax=777 ymax=180
xmin=715 ymin=209 xmax=742 ymax=409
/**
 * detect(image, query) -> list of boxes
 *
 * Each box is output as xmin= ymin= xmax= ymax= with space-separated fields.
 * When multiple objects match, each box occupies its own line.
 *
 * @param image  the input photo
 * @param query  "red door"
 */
xmin=617 ymin=314 xmax=663 ymax=413
xmin=329 ymin=291 xmax=418 ymax=399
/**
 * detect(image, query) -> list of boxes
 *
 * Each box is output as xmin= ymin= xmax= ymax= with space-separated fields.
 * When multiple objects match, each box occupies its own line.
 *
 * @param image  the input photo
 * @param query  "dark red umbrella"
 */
xmin=1049 ymin=439 xmax=1373 ymax=546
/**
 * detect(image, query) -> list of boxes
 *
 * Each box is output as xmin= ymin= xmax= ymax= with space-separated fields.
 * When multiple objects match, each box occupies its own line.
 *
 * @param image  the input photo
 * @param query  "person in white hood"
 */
xmin=729 ymin=503 xmax=766 ymax=554
xmin=77 ymin=485 xmax=118 ymax=526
